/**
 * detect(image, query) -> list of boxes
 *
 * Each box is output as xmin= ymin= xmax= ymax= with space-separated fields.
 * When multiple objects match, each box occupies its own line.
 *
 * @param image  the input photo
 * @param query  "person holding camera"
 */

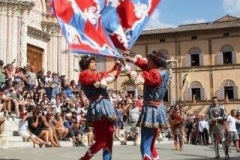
xmin=28 ymin=109 xmax=58 ymax=147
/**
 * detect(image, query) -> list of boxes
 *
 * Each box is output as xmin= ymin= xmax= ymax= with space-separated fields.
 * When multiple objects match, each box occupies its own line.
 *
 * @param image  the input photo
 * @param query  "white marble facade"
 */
xmin=0 ymin=0 xmax=78 ymax=80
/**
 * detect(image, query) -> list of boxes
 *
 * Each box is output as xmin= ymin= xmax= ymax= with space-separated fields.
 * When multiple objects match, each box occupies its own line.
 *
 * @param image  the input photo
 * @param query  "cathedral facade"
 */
xmin=0 ymin=0 xmax=80 ymax=79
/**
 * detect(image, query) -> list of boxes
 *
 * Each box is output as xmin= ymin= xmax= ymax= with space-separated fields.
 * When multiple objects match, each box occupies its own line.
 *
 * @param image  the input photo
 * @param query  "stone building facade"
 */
xmin=1 ymin=1 xmax=240 ymax=112
xmin=0 ymin=0 xmax=79 ymax=80
xmin=115 ymin=15 xmax=240 ymax=112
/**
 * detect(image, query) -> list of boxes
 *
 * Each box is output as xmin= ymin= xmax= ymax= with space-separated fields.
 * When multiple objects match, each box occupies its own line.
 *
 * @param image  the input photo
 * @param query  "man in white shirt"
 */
xmin=198 ymin=116 xmax=209 ymax=145
xmin=227 ymin=109 xmax=240 ymax=152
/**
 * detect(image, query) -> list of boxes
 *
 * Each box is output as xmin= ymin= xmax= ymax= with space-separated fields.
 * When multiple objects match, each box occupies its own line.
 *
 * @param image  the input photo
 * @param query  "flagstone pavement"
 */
xmin=0 ymin=144 xmax=240 ymax=160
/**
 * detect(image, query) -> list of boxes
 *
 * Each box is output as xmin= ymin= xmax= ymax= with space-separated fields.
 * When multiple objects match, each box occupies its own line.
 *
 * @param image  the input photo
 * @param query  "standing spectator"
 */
xmin=122 ymin=99 xmax=140 ymax=146
xmin=37 ymin=69 xmax=46 ymax=97
xmin=25 ymin=66 xmax=38 ymax=90
xmin=45 ymin=71 xmax=52 ymax=100
xmin=236 ymin=110 xmax=240 ymax=152
xmin=14 ymin=67 xmax=25 ymax=83
xmin=51 ymin=73 xmax=61 ymax=99
xmin=136 ymin=95 xmax=143 ymax=110
xmin=169 ymin=104 xmax=184 ymax=151
xmin=198 ymin=116 xmax=209 ymax=145
xmin=0 ymin=60 xmax=6 ymax=88
xmin=114 ymin=102 xmax=124 ymax=140
xmin=226 ymin=109 xmax=240 ymax=152
xmin=64 ymin=81 xmax=73 ymax=99
xmin=208 ymin=97 xmax=229 ymax=159
xmin=5 ymin=64 xmax=14 ymax=82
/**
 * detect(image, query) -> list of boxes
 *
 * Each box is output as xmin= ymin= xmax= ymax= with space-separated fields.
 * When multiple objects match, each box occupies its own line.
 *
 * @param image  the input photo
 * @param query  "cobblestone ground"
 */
xmin=0 ymin=144 xmax=239 ymax=160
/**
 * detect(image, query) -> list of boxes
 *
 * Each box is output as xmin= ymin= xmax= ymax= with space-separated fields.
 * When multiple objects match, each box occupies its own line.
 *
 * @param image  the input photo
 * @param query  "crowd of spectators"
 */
xmin=2 ymin=59 xmax=238 ymax=150
xmin=0 ymin=59 xmax=147 ymax=148
xmin=166 ymin=104 xmax=240 ymax=152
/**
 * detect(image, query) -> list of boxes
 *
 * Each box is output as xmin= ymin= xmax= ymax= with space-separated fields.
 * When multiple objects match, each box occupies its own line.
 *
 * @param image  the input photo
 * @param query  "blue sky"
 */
xmin=146 ymin=0 xmax=240 ymax=29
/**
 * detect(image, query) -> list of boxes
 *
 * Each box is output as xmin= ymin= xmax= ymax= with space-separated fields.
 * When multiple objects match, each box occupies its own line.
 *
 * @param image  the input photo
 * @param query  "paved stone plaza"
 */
xmin=0 ymin=144 xmax=239 ymax=160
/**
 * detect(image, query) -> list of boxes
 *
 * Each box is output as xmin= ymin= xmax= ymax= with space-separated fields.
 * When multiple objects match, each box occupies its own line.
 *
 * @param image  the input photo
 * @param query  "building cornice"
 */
xmin=0 ymin=0 xmax=35 ymax=6
xmin=173 ymin=64 xmax=240 ymax=73
xmin=141 ymin=15 xmax=240 ymax=36
xmin=41 ymin=21 xmax=60 ymax=36
xmin=27 ymin=26 xmax=51 ymax=42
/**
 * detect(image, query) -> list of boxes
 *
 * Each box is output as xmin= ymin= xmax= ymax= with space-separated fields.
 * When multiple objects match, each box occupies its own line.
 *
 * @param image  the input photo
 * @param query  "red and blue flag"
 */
xmin=102 ymin=0 xmax=161 ymax=50
xmin=52 ymin=0 xmax=121 ymax=58
xmin=52 ymin=0 xmax=161 ymax=57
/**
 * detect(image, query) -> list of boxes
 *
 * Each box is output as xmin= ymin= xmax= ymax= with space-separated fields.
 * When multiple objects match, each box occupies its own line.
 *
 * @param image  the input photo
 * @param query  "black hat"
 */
xmin=0 ymin=60 xmax=4 ymax=66
xmin=147 ymin=50 xmax=168 ymax=68
xmin=79 ymin=55 xmax=95 ymax=70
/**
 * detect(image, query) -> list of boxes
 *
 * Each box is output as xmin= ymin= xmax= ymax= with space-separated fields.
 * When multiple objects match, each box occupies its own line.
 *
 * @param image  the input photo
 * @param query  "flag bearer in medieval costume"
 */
xmin=169 ymin=104 xmax=184 ymax=151
xmin=78 ymin=55 xmax=121 ymax=160
xmin=125 ymin=50 xmax=169 ymax=160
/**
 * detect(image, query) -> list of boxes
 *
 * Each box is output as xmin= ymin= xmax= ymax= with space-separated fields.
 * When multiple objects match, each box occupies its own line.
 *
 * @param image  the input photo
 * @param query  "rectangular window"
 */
xmin=160 ymin=38 xmax=166 ymax=42
xmin=223 ymin=52 xmax=232 ymax=64
xmin=192 ymin=88 xmax=201 ymax=100
xmin=191 ymin=54 xmax=199 ymax=66
xmin=223 ymin=33 xmax=229 ymax=37
xmin=191 ymin=36 xmax=197 ymax=40
xmin=224 ymin=86 xmax=234 ymax=99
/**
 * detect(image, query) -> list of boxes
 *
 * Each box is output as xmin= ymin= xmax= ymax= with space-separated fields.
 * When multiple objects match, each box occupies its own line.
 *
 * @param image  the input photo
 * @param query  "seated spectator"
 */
xmin=28 ymin=109 xmax=57 ymax=147
xmin=79 ymin=119 xmax=94 ymax=146
xmin=63 ymin=113 xmax=85 ymax=147
xmin=18 ymin=112 xmax=47 ymax=147
xmin=0 ymin=59 xmax=6 ymax=88
xmin=33 ymin=93 xmax=40 ymax=105
xmin=0 ymin=87 xmax=12 ymax=117
xmin=45 ymin=111 xmax=61 ymax=147
xmin=53 ymin=112 xmax=69 ymax=140
xmin=0 ymin=114 xmax=5 ymax=135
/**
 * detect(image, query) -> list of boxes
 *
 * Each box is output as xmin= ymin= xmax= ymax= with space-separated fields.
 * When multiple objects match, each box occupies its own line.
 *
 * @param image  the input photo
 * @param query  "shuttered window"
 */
xmin=184 ymin=88 xmax=192 ymax=101
xmin=232 ymin=51 xmax=237 ymax=64
xmin=216 ymin=52 xmax=223 ymax=65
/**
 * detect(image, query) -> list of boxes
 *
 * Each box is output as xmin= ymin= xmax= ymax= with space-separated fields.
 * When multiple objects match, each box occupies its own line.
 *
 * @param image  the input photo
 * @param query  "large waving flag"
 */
xmin=52 ymin=0 xmax=121 ymax=58
xmin=102 ymin=0 xmax=161 ymax=50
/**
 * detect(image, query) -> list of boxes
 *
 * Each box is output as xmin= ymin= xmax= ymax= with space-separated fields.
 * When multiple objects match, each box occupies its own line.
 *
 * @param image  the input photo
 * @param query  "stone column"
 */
xmin=11 ymin=5 xmax=19 ymax=64
xmin=57 ymin=36 xmax=62 ymax=74
xmin=0 ymin=4 xmax=7 ymax=62
xmin=19 ymin=9 xmax=28 ymax=67
xmin=52 ymin=36 xmax=58 ymax=72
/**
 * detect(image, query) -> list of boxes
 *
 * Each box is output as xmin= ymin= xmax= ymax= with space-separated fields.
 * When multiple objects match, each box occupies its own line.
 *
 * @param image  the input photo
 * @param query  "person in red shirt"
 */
xmin=125 ymin=50 xmax=169 ymax=160
xmin=136 ymin=95 xmax=143 ymax=110
xmin=78 ymin=55 xmax=121 ymax=160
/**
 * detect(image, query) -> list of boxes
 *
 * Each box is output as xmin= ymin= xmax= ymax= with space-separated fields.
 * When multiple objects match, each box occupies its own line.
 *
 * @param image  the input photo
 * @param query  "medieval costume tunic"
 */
xmin=208 ymin=104 xmax=228 ymax=158
xmin=129 ymin=57 xmax=168 ymax=160
xmin=79 ymin=69 xmax=118 ymax=160
xmin=170 ymin=109 xmax=184 ymax=150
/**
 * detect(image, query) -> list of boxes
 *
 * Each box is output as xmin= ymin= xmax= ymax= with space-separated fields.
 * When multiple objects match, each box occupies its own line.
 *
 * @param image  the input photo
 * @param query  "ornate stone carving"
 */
xmin=20 ymin=9 xmax=28 ymax=66
xmin=27 ymin=26 xmax=51 ymax=42
xmin=41 ymin=21 xmax=60 ymax=36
